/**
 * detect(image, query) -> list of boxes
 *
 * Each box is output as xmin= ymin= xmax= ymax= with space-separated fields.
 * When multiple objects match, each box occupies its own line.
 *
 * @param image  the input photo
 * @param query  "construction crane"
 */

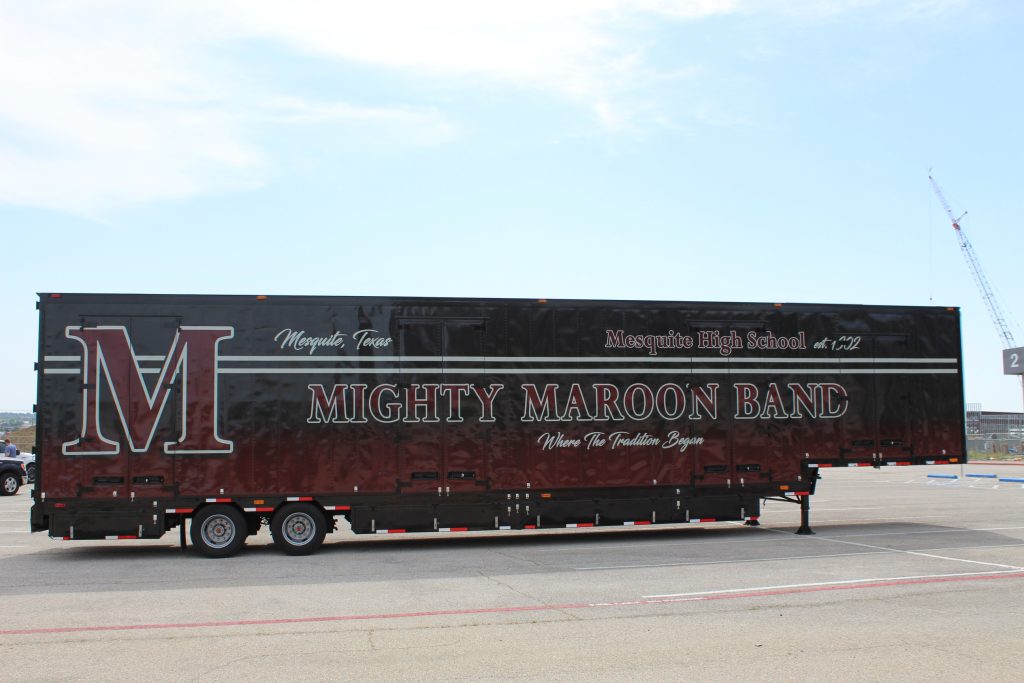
xmin=929 ymin=174 xmax=1016 ymax=349
xmin=929 ymin=173 xmax=1023 ymax=416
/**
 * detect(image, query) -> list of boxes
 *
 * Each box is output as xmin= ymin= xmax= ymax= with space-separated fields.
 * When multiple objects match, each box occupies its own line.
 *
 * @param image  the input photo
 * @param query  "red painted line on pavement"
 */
xmin=2 ymin=571 xmax=1022 ymax=637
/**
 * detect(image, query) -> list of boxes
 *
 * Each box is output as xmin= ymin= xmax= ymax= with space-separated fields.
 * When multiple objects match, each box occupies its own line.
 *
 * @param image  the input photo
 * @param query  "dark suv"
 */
xmin=0 ymin=458 xmax=27 ymax=496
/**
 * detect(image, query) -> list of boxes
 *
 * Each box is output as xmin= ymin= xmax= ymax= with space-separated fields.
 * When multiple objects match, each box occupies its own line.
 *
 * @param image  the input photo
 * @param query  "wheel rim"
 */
xmin=282 ymin=512 xmax=316 ymax=546
xmin=2 ymin=476 xmax=16 ymax=493
xmin=200 ymin=514 xmax=237 ymax=549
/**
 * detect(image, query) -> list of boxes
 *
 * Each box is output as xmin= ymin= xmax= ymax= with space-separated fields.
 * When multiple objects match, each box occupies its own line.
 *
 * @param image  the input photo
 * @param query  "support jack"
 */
xmin=795 ymin=494 xmax=814 ymax=535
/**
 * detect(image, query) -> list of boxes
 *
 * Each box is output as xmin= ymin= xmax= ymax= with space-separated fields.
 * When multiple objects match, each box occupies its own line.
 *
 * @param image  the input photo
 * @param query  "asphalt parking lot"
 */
xmin=1 ymin=464 xmax=1023 ymax=682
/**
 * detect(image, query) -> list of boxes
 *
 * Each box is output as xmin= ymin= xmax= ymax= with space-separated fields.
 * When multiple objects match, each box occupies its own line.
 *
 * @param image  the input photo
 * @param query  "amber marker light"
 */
xmin=256 ymin=295 xmax=269 ymax=300
xmin=540 ymin=493 xmax=552 ymax=499
xmin=773 ymin=303 xmax=783 ymax=308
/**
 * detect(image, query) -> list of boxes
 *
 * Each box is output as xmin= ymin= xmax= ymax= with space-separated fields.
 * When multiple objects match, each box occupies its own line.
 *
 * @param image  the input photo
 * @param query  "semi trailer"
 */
xmin=31 ymin=294 xmax=966 ymax=557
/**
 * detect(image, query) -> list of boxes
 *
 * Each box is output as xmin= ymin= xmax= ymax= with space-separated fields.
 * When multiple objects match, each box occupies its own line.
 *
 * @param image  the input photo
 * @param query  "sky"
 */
xmin=1 ymin=0 xmax=1023 ymax=413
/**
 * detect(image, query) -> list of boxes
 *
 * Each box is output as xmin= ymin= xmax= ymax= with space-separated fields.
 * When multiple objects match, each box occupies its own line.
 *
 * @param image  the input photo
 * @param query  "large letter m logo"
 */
xmin=63 ymin=326 xmax=234 ymax=456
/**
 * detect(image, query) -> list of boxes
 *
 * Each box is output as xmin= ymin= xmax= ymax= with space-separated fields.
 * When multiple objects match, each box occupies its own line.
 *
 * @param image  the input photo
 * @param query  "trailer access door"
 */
xmin=871 ymin=333 xmax=914 ymax=462
xmin=398 ymin=319 xmax=445 ymax=494
xmin=397 ymin=316 xmax=490 ymax=496
xmin=442 ymin=319 xmax=490 ymax=494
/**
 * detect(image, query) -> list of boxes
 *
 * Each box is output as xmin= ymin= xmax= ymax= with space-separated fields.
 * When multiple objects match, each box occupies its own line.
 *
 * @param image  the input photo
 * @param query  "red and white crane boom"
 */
xmin=928 ymin=174 xmax=1016 ymax=349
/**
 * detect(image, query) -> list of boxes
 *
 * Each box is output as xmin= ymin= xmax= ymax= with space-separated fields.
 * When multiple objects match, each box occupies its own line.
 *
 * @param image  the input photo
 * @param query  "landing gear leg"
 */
xmin=796 ymin=495 xmax=814 ymax=535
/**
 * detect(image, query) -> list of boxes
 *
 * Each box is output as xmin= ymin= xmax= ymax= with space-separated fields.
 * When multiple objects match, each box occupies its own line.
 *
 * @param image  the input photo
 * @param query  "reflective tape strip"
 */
xmin=567 ymin=523 xmax=594 ymax=528
xmin=689 ymin=518 xmax=717 ymax=523
xmin=439 ymin=527 xmax=469 ymax=532
xmin=165 ymin=508 xmax=193 ymax=514
xmin=287 ymin=496 xmax=313 ymax=502
xmin=807 ymin=464 xmax=819 ymax=468
xmin=793 ymin=491 xmax=810 ymax=495
xmin=817 ymin=464 xmax=833 ymax=468
xmin=205 ymin=498 xmax=231 ymax=503
xmin=886 ymin=461 xmax=912 ymax=466
xmin=323 ymin=505 xmax=351 ymax=511
xmin=105 ymin=535 xmax=137 ymax=540
xmin=499 ymin=525 xmax=511 ymax=530
xmin=243 ymin=507 xmax=274 ymax=513
xmin=926 ymin=460 xmax=950 ymax=465
xmin=623 ymin=521 xmax=652 ymax=526
xmin=744 ymin=516 xmax=760 ymax=521
xmin=375 ymin=529 xmax=406 ymax=534
xmin=524 ymin=524 xmax=537 ymax=529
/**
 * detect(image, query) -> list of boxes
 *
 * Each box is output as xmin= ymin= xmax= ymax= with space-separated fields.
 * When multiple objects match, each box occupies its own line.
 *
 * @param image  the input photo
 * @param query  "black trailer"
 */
xmin=31 ymin=294 xmax=966 ymax=557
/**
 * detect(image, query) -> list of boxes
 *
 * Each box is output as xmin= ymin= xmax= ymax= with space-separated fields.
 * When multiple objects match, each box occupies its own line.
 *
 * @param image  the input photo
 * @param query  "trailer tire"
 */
xmin=190 ymin=505 xmax=247 ymax=558
xmin=271 ymin=503 xmax=326 ymax=556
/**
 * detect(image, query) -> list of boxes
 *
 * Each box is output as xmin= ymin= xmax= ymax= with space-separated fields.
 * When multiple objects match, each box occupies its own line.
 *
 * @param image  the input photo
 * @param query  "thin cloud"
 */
xmin=0 ymin=0 xmax=966 ymax=213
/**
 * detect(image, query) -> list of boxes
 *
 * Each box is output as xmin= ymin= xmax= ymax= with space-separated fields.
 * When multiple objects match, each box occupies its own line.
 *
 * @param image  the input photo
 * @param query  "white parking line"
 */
xmin=577 ymin=549 xmax=885 ymax=571
xmin=831 ymin=525 xmax=1024 ymax=539
xmin=574 ymin=543 xmax=1024 ymax=571
xmin=760 ymin=526 xmax=1024 ymax=570
xmin=640 ymin=569 xmax=1023 ymax=599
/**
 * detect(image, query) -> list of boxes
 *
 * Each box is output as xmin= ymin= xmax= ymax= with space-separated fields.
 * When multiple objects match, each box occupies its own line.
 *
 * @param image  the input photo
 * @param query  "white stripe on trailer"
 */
xmin=216 ymin=366 xmax=960 ymax=376
xmin=215 ymin=354 xmax=958 ymax=365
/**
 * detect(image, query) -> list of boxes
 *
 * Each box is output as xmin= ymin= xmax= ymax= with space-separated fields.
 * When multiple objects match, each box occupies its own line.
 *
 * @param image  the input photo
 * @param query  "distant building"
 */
xmin=966 ymin=405 xmax=1023 ymax=457
xmin=965 ymin=407 xmax=1024 ymax=436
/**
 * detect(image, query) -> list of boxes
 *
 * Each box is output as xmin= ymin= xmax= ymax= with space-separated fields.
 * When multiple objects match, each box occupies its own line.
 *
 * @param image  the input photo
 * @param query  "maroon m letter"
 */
xmin=63 ymin=326 xmax=234 ymax=455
